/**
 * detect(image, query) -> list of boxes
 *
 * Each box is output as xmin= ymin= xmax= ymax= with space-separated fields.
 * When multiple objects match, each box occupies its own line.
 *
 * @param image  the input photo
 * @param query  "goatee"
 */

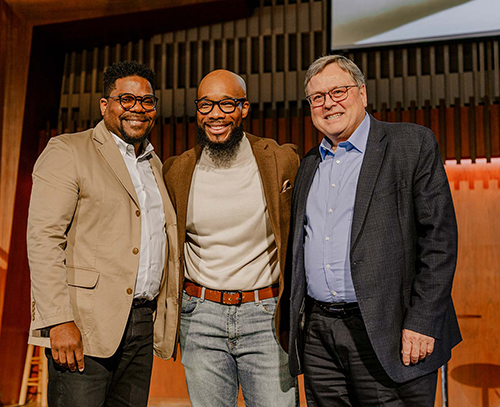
xmin=197 ymin=125 xmax=244 ymax=168
xmin=119 ymin=127 xmax=147 ymax=147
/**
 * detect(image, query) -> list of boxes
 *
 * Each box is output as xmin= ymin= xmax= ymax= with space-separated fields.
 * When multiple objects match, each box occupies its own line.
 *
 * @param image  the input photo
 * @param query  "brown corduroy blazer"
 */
xmin=162 ymin=133 xmax=300 ymax=357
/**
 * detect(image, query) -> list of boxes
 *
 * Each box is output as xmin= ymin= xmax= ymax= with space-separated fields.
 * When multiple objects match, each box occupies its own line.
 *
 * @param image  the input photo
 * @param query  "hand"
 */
xmin=401 ymin=329 xmax=435 ymax=366
xmin=50 ymin=321 xmax=85 ymax=372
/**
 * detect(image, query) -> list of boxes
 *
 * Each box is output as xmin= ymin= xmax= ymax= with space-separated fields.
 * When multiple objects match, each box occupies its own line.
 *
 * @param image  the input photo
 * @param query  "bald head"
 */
xmin=198 ymin=70 xmax=247 ymax=100
xmin=195 ymin=69 xmax=250 ymax=167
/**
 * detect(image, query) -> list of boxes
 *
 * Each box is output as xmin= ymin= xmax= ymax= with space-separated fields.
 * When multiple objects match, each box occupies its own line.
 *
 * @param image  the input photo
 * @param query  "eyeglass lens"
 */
xmin=119 ymin=94 xmax=157 ymax=110
xmin=197 ymin=99 xmax=240 ymax=114
xmin=308 ymin=86 xmax=351 ymax=107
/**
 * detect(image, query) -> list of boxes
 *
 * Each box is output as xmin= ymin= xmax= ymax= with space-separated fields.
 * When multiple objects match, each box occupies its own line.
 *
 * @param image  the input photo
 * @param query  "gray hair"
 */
xmin=304 ymin=55 xmax=365 ymax=96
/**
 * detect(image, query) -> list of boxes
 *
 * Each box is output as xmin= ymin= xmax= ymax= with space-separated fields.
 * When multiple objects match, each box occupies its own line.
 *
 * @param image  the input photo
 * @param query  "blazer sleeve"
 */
xmin=402 ymin=129 xmax=458 ymax=339
xmin=27 ymin=137 xmax=79 ymax=330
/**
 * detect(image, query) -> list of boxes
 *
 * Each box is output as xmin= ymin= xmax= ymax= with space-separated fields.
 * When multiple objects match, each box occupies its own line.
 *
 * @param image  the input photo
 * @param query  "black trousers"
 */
xmin=46 ymin=305 xmax=155 ymax=407
xmin=303 ymin=303 xmax=438 ymax=407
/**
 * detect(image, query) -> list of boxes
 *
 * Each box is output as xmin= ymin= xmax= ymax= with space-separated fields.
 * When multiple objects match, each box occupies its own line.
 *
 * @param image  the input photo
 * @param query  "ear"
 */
xmin=241 ymin=100 xmax=250 ymax=119
xmin=359 ymin=85 xmax=368 ymax=108
xmin=100 ymin=97 xmax=109 ymax=117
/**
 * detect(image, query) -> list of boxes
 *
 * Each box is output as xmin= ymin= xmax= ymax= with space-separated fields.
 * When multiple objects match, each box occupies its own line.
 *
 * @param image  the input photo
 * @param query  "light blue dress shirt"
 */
xmin=304 ymin=113 xmax=370 ymax=303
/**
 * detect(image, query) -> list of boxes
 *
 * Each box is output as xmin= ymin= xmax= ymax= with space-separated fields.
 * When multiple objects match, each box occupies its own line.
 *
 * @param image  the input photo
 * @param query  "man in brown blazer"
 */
xmin=163 ymin=70 xmax=299 ymax=406
xmin=27 ymin=61 xmax=178 ymax=407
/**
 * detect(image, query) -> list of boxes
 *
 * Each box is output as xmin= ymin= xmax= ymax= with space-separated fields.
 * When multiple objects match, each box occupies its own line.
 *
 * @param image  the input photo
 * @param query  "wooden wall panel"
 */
xmin=0 ymin=4 xmax=32 ymax=403
xmin=444 ymin=159 xmax=500 ymax=407
xmin=0 ymin=0 xmax=32 ymax=328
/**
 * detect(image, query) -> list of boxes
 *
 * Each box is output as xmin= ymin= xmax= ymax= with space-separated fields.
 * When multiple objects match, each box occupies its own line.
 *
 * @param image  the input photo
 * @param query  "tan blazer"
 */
xmin=162 ymin=134 xmax=300 ymax=358
xmin=27 ymin=121 xmax=179 ymax=359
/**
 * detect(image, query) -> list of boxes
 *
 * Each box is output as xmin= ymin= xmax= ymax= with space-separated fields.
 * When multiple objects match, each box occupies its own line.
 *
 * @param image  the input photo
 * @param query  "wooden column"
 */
xmin=0 ymin=0 xmax=32 ymax=328
xmin=0 ymin=1 xmax=33 ymax=404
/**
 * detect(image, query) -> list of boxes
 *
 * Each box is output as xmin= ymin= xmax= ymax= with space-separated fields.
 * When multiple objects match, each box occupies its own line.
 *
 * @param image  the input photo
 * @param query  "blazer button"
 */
xmin=135 ymin=210 xmax=141 ymax=217
xmin=132 ymin=247 xmax=139 ymax=255
xmin=126 ymin=288 xmax=133 ymax=295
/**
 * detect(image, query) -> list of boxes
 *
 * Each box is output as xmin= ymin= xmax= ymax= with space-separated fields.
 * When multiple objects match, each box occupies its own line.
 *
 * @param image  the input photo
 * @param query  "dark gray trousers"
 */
xmin=303 ymin=303 xmax=438 ymax=407
xmin=46 ymin=305 xmax=155 ymax=407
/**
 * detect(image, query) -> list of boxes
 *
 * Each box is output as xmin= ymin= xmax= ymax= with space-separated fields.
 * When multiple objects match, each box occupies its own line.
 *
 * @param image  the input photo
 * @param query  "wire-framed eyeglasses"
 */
xmin=305 ymin=85 xmax=359 ymax=107
xmin=194 ymin=97 xmax=247 ymax=114
xmin=108 ymin=93 xmax=158 ymax=112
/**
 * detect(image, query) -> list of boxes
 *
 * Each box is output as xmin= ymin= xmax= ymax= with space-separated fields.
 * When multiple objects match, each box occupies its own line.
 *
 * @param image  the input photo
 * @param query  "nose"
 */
xmin=130 ymin=97 xmax=147 ymax=113
xmin=323 ymin=93 xmax=338 ymax=109
xmin=208 ymin=103 xmax=226 ymax=119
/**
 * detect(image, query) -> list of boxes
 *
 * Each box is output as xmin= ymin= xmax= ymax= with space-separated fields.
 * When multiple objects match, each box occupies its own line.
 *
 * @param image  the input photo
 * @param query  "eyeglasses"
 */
xmin=194 ymin=97 xmax=247 ymax=114
xmin=108 ymin=93 xmax=158 ymax=111
xmin=305 ymin=85 xmax=359 ymax=107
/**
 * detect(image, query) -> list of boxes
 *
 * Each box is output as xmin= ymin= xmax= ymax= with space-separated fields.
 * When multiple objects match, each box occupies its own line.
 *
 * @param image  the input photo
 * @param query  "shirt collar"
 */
xmin=319 ymin=112 xmax=370 ymax=160
xmin=111 ymin=132 xmax=154 ymax=161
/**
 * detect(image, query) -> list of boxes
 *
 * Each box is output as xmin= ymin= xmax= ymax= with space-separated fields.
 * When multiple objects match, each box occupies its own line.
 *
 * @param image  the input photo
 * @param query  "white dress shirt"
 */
xmin=112 ymin=133 xmax=166 ymax=300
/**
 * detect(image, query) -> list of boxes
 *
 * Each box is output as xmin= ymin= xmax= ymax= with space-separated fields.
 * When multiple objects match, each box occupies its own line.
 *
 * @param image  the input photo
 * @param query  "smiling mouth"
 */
xmin=123 ymin=118 xmax=148 ymax=126
xmin=325 ymin=113 xmax=343 ymax=120
xmin=206 ymin=123 xmax=231 ymax=135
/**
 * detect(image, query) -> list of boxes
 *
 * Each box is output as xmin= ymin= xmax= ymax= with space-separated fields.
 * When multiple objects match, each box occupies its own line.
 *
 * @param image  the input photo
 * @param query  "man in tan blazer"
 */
xmin=27 ymin=61 xmax=178 ymax=407
xmin=163 ymin=70 xmax=299 ymax=407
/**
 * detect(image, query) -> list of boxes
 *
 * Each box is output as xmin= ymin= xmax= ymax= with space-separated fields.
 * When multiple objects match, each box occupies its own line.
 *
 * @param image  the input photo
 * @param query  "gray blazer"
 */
xmin=285 ymin=115 xmax=462 ymax=383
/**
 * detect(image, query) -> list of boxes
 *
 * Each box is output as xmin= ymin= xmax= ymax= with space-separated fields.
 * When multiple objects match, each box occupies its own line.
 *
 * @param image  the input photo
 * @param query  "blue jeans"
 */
xmin=180 ymin=290 xmax=299 ymax=407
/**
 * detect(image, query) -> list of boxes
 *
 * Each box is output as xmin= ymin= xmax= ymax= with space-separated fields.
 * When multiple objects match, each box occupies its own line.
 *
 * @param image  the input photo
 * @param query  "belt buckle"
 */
xmin=221 ymin=290 xmax=242 ymax=306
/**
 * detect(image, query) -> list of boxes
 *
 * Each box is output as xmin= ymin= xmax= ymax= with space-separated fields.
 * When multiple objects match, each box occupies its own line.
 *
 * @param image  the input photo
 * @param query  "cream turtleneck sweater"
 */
xmin=184 ymin=135 xmax=279 ymax=291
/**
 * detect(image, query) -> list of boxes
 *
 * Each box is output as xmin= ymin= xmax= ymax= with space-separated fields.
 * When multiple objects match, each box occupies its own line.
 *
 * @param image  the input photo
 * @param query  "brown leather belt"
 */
xmin=183 ymin=280 xmax=279 ymax=306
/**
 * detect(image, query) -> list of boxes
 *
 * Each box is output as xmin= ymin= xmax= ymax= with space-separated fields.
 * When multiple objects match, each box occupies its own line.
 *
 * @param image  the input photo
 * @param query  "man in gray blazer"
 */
xmin=285 ymin=55 xmax=461 ymax=406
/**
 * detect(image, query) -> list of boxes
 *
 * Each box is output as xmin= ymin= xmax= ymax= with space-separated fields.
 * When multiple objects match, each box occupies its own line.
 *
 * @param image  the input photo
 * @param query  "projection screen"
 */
xmin=331 ymin=0 xmax=500 ymax=50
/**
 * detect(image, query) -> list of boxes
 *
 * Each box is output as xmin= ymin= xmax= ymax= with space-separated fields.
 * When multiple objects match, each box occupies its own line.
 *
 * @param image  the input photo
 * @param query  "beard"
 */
xmin=104 ymin=113 xmax=153 ymax=148
xmin=197 ymin=124 xmax=244 ymax=168
xmin=118 ymin=126 xmax=147 ymax=146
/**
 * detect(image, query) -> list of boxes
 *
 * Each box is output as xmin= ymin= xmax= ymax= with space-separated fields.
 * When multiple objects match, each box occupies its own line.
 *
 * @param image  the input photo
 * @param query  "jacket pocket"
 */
xmin=67 ymin=267 xmax=99 ymax=288
xmin=67 ymin=267 xmax=99 ymax=334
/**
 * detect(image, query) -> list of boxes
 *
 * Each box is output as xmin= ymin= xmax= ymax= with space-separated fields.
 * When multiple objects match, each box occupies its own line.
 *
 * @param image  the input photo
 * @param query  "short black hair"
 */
xmin=103 ymin=61 xmax=155 ymax=97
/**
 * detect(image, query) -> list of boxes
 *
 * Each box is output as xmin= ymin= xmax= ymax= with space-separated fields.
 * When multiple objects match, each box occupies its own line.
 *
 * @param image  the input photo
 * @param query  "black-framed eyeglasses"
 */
xmin=194 ymin=97 xmax=246 ymax=114
xmin=305 ymin=85 xmax=359 ymax=107
xmin=108 ymin=93 xmax=158 ymax=111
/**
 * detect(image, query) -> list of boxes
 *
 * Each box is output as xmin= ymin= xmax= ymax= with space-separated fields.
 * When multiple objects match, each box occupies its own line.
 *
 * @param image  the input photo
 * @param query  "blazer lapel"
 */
xmin=93 ymin=121 xmax=139 ymax=209
xmin=351 ymin=116 xmax=387 ymax=250
xmin=150 ymin=153 xmax=177 ymax=292
xmin=248 ymin=135 xmax=281 ymax=247
xmin=293 ymin=149 xmax=321 ymax=257
xmin=150 ymin=154 xmax=176 ymax=224
xmin=173 ymin=145 xmax=201 ymax=256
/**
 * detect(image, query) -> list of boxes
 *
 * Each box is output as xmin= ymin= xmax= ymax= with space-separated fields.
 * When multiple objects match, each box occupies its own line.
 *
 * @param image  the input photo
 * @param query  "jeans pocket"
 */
xmin=258 ymin=296 xmax=278 ymax=315
xmin=181 ymin=291 xmax=200 ymax=316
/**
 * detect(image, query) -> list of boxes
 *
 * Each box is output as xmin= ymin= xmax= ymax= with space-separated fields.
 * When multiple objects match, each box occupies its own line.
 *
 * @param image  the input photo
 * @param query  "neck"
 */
xmin=134 ymin=142 xmax=143 ymax=156
xmin=325 ymin=135 xmax=350 ymax=151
